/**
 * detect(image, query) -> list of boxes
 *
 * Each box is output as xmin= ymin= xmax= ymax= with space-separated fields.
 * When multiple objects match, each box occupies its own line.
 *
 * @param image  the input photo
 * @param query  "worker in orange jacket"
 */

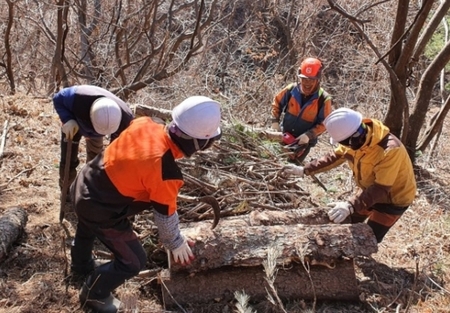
xmin=271 ymin=57 xmax=333 ymax=163
xmin=70 ymin=96 xmax=222 ymax=313
xmin=281 ymin=108 xmax=416 ymax=243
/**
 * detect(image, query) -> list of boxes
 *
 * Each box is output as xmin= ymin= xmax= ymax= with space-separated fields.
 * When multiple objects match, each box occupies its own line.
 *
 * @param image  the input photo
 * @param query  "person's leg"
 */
xmin=350 ymin=212 xmax=369 ymax=224
xmin=71 ymin=218 xmax=96 ymax=275
xmin=80 ymin=218 xmax=146 ymax=312
xmin=85 ymin=136 xmax=104 ymax=163
xmin=366 ymin=204 xmax=408 ymax=243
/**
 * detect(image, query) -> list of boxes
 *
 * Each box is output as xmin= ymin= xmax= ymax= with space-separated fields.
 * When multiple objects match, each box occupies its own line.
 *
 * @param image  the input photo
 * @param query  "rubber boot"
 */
xmin=79 ymin=272 xmax=122 ymax=313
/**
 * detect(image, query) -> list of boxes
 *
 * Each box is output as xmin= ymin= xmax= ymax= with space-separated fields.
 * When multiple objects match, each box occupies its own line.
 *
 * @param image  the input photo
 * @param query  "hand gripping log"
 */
xmin=178 ymin=195 xmax=221 ymax=229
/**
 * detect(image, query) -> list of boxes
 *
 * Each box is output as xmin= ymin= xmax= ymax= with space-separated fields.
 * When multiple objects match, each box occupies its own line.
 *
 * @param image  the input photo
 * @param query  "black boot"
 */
xmin=79 ymin=273 xmax=122 ymax=313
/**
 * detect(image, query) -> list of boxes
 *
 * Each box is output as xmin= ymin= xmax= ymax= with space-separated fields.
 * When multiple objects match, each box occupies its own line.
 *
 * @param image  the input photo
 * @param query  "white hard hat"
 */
xmin=172 ymin=96 xmax=221 ymax=139
xmin=90 ymin=97 xmax=122 ymax=135
xmin=324 ymin=108 xmax=362 ymax=144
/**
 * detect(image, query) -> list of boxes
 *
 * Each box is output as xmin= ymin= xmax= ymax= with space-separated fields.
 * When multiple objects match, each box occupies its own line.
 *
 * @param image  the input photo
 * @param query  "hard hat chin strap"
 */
xmin=168 ymin=122 xmax=221 ymax=156
xmin=169 ymin=122 xmax=210 ymax=150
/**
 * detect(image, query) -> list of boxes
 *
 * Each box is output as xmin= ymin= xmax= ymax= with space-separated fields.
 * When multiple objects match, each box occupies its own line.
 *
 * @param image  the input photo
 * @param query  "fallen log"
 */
xmin=173 ymin=221 xmax=377 ymax=273
xmin=134 ymin=104 xmax=171 ymax=120
xmin=182 ymin=207 xmax=335 ymax=228
xmin=161 ymin=260 xmax=359 ymax=308
xmin=0 ymin=207 xmax=28 ymax=261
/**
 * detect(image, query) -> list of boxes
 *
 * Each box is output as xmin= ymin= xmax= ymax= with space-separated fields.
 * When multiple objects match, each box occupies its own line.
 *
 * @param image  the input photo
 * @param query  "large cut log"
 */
xmin=0 ymin=207 xmax=28 ymax=261
xmin=182 ymin=207 xmax=335 ymax=228
xmin=161 ymin=260 xmax=358 ymax=308
xmin=173 ymin=221 xmax=377 ymax=273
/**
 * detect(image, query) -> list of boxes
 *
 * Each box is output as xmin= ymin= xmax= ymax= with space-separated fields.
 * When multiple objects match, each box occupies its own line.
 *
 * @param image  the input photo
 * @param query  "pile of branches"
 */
xmin=175 ymin=125 xmax=318 ymax=224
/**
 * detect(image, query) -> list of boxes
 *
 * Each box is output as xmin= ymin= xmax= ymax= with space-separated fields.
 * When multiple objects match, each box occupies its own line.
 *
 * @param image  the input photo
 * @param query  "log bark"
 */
xmin=0 ymin=207 xmax=28 ymax=261
xmin=134 ymin=104 xmax=171 ymax=120
xmin=182 ymin=207 xmax=336 ymax=228
xmin=174 ymin=221 xmax=377 ymax=273
xmin=161 ymin=260 xmax=359 ymax=308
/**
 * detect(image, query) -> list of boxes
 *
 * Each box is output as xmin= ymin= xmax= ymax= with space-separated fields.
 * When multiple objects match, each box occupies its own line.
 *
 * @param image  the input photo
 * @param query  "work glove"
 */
xmin=171 ymin=236 xmax=195 ymax=265
xmin=62 ymin=119 xmax=79 ymax=140
xmin=296 ymin=133 xmax=310 ymax=145
xmin=279 ymin=165 xmax=304 ymax=178
xmin=327 ymin=201 xmax=354 ymax=224
xmin=271 ymin=121 xmax=281 ymax=131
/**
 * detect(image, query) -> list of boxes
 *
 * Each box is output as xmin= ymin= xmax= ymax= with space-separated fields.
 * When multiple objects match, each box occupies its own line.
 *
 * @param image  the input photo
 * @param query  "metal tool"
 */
xmin=178 ymin=194 xmax=221 ymax=229
xmin=281 ymin=143 xmax=328 ymax=192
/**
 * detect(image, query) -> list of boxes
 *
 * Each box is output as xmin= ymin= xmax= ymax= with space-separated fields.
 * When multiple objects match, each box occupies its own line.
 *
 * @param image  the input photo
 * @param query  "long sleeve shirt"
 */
xmin=304 ymin=118 xmax=416 ymax=212
xmin=53 ymin=85 xmax=134 ymax=140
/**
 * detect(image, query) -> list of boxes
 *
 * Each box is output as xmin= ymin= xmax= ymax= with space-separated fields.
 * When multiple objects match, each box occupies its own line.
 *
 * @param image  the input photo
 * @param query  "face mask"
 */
xmin=169 ymin=122 xmax=221 ymax=157
xmin=339 ymin=124 xmax=367 ymax=150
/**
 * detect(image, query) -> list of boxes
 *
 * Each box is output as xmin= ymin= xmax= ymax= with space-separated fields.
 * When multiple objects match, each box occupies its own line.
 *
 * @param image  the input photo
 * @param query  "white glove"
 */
xmin=327 ymin=202 xmax=354 ymax=224
xmin=62 ymin=119 xmax=79 ymax=140
xmin=280 ymin=165 xmax=304 ymax=178
xmin=271 ymin=122 xmax=281 ymax=131
xmin=171 ymin=237 xmax=194 ymax=265
xmin=296 ymin=133 xmax=310 ymax=145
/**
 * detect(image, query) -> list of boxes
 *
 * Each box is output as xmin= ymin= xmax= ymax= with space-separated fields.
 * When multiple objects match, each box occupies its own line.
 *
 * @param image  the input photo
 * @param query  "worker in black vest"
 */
xmin=52 ymin=85 xmax=134 ymax=198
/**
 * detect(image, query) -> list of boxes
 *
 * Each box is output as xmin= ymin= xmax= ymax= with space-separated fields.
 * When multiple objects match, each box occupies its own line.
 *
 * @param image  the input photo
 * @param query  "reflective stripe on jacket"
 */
xmin=304 ymin=118 xmax=416 ymax=212
xmin=271 ymin=83 xmax=332 ymax=138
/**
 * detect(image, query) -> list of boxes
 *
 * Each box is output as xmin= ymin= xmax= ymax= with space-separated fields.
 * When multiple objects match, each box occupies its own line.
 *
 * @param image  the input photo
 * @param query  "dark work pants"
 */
xmin=59 ymin=132 xmax=103 ymax=189
xmin=72 ymin=215 xmax=147 ymax=299
xmin=70 ymin=170 xmax=148 ymax=299
xmin=350 ymin=203 xmax=408 ymax=243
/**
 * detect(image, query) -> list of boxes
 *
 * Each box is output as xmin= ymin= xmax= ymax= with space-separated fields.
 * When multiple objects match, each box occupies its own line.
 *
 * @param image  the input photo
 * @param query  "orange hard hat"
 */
xmin=298 ymin=57 xmax=323 ymax=79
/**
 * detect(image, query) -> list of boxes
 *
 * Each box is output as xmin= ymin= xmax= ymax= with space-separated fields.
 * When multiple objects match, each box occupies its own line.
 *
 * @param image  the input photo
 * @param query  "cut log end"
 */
xmin=0 ymin=207 xmax=28 ymax=261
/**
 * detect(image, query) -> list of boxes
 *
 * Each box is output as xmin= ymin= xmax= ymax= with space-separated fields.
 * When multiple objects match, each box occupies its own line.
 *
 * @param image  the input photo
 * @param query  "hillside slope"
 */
xmin=0 ymin=93 xmax=449 ymax=312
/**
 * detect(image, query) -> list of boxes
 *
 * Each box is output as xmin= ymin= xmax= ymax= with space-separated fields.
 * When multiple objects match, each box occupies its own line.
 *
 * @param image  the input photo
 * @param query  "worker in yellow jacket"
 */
xmin=281 ymin=108 xmax=416 ymax=243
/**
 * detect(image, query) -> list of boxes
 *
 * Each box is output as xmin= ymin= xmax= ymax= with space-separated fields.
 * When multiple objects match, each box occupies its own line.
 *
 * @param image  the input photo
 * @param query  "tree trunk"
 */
xmin=174 ymin=221 xmax=377 ymax=273
xmin=161 ymin=259 xmax=359 ymax=308
xmin=0 ymin=207 xmax=28 ymax=261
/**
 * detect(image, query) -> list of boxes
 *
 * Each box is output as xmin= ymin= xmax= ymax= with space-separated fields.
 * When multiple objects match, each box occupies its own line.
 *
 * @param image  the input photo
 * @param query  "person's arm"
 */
xmin=53 ymin=87 xmax=77 ymax=124
xmin=303 ymin=149 xmax=345 ymax=176
xmin=271 ymin=84 xmax=294 ymax=130
xmin=305 ymin=94 xmax=333 ymax=140
xmin=152 ymin=205 xmax=194 ymax=265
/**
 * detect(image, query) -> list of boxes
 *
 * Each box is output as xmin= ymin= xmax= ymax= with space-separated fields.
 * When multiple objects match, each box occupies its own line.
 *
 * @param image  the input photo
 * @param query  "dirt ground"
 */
xmin=0 ymin=93 xmax=450 ymax=313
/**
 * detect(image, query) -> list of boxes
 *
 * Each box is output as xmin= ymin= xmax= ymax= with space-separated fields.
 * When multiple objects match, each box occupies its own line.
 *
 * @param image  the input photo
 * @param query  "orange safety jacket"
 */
xmin=103 ymin=116 xmax=185 ymax=216
xmin=271 ymin=83 xmax=332 ymax=139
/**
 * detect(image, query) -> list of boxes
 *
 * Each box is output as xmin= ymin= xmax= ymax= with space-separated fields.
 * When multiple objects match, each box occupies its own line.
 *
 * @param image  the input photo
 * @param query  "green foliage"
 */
xmin=424 ymin=17 xmax=450 ymax=80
